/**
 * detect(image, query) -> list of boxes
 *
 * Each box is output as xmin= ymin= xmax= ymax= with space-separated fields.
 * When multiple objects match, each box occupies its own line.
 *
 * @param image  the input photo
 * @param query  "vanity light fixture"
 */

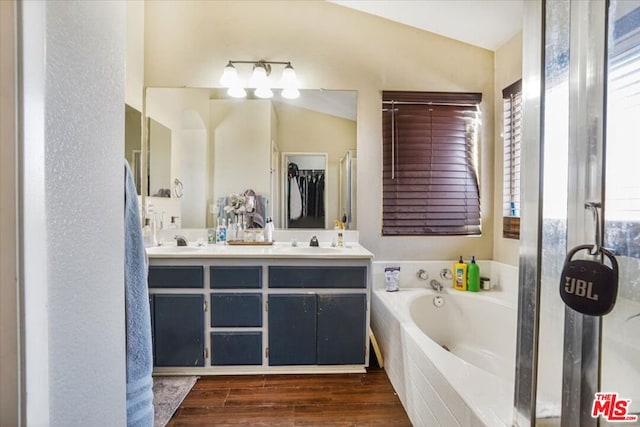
xmin=219 ymin=60 xmax=300 ymax=99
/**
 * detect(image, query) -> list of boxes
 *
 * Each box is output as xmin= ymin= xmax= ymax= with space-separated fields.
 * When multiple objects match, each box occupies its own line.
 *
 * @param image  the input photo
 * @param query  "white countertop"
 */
xmin=146 ymin=241 xmax=374 ymax=260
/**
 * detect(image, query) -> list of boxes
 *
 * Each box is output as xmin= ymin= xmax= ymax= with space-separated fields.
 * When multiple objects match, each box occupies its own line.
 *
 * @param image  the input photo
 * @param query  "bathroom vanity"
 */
xmin=146 ymin=242 xmax=373 ymax=375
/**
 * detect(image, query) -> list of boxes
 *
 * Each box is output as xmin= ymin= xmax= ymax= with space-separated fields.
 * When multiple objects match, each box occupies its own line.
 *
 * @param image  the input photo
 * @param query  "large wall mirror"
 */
xmin=136 ymin=88 xmax=357 ymax=230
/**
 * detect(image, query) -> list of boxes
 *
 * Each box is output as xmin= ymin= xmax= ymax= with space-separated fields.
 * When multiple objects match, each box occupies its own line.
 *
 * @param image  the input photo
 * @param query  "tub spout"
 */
xmin=430 ymin=279 xmax=443 ymax=292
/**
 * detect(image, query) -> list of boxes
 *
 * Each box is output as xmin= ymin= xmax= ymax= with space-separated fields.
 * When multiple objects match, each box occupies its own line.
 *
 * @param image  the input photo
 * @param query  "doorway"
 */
xmin=282 ymin=153 xmax=328 ymax=229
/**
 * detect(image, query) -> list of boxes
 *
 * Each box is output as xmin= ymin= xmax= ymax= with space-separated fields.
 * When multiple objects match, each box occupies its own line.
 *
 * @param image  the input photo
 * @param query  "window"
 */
xmin=382 ymin=91 xmax=482 ymax=236
xmin=502 ymin=80 xmax=522 ymax=239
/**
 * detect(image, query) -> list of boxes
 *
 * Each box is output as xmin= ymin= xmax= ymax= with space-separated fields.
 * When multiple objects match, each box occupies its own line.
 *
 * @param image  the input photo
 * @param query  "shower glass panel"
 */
xmin=601 ymin=1 xmax=640 ymax=422
xmin=536 ymin=1 xmax=571 ymax=424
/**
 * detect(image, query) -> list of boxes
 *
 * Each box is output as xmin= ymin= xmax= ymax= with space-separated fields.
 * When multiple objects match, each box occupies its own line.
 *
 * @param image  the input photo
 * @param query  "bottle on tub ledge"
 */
xmin=467 ymin=256 xmax=480 ymax=292
xmin=453 ymin=256 xmax=467 ymax=291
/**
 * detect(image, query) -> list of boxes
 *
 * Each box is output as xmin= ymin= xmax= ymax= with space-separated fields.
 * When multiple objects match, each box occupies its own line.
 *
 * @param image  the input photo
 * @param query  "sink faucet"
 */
xmin=309 ymin=236 xmax=319 ymax=247
xmin=430 ymin=279 xmax=444 ymax=292
xmin=174 ymin=235 xmax=188 ymax=247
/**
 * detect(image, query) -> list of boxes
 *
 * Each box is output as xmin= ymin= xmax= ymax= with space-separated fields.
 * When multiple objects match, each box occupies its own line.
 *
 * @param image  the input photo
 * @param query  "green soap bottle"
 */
xmin=467 ymin=256 xmax=480 ymax=292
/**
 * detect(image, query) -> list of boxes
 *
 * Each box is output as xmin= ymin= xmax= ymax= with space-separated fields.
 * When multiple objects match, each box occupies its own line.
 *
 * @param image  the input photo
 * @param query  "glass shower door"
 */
xmin=518 ymin=1 xmax=640 ymax=425
xmin=601 ymin=1 xmax=640 ymax=423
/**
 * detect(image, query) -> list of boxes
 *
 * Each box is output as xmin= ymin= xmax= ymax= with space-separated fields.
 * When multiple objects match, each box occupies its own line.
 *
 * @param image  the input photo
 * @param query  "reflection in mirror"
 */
xmin=284 ymin=153 xmax=327 ymax=229
xmin=124 ymin=104 xmax=143 ymax=195
xmin=142 ymin=88 xmax=357 ymax=230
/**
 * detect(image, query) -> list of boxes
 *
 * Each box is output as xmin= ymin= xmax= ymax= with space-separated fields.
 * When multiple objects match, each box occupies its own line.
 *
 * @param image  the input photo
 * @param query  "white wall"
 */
xmin=144 ymin=0 xmax=496 ymax=260
xmin=493 ymin=32 xmax=523 ymax=266
xmin=126 ymin=0 xmax=144 ymax=110
xmin=21 ymin=1 xmax=127 ymax=424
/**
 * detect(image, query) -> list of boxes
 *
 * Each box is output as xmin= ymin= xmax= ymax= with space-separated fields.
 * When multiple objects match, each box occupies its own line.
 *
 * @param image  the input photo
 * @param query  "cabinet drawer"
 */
xmin=268 ymin=266 xmax=366 ymax=288
xmin=211 ymin=332 xmax=262 ymax=366
xmin=210 ymin=266 xmax=262 ymax=289
xmin=148 ymin=266 xmax=204 ymax=288
xmin=211 ymin=293 xmax=262 ymax=327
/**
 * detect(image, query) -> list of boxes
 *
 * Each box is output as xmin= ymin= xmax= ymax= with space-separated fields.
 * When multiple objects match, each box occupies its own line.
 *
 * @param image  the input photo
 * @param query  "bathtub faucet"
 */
xmin=430 ymin=279 xmax=444 ymax=292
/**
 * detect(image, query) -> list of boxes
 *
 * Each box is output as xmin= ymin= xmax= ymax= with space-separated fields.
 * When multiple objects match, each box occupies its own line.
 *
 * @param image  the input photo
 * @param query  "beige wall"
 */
xmin=0 ymin=1 xmax=19 ymax=424
xmin=493 ymin=32 xmax=523 ymax=266
xmin=211 ymin=100 xmax=272 ymax=206
xmin=276 ymin=103 xmax=356 ymax=228
xmin=144 ymin=0 xmax=496 ymax=260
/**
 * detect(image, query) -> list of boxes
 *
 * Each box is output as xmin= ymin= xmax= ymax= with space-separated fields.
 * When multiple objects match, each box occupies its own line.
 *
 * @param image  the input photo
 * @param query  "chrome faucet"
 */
xmin=430 ymin=279 xmax=444 ymax=292
xmin=309 ymin=236 xmax=319 ymax=247
xmin=174 ymin=235 xmax=188 ymax=247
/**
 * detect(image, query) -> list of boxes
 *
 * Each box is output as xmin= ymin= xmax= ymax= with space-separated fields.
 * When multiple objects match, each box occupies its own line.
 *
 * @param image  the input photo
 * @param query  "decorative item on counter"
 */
xmin=384 ymin=266 xmax=401 ymax=292
xmin=216 ymin=217 xmax=227 ymax=245
xmin=453 ymin=256 xmax=467 ymax=291
xmin=467 ymin=256 xmax=480 ymax=292
xmin=243 ymin=228 xmax=255 ymax=242
xmin=264 ymin=217 xmax=274 ymax=242
xmin=334 ymin=220 xmax=345 ymax=247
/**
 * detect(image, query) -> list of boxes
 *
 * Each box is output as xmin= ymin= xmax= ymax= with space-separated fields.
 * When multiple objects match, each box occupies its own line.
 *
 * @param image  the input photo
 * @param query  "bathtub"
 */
xmin=371 ymin=261 xmax=518 ymax=426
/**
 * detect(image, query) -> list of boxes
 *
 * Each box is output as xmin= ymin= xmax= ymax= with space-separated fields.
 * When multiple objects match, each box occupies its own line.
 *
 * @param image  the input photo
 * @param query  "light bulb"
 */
xmin=255 ymin=86 xmax=274 ymax=99
xmin=219 ymin=62 xmax=238 ymax=86
xmin=227 ymin=85 xmax=246 ymax=98
xmin=281 ymin=88 xmax=300 ymax=99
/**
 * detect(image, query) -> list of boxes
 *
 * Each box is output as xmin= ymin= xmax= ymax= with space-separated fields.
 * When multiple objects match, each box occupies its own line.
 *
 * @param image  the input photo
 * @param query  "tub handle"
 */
xmin=416 ymin=269 xmax=428 ymax=281
xmin=440 ymin=268 xmax=453 ymax=281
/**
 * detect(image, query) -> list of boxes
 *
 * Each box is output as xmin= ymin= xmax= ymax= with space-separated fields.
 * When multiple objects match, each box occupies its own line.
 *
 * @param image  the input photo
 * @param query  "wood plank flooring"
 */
xmin=167 ymin=367 xmax=412 ymax=426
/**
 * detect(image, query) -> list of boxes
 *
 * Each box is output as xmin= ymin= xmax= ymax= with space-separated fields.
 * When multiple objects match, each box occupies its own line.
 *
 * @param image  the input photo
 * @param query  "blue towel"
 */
xmin=124 ymin=160 xmax=154 ymax=427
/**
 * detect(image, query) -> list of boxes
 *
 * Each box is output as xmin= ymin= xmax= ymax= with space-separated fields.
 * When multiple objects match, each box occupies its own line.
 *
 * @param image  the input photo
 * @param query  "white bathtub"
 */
xmin=371 ymin=261 xmax=518 ymax=426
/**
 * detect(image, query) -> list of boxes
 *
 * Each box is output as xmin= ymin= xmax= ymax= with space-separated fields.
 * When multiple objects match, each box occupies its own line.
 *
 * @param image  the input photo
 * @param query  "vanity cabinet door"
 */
xmin=151 ymin=294 xmax=204 ymax=367
xmin=268 ymin=294 xmax=317 ymax=366
xmin=317 ymin=294 xmax=367 ymax=365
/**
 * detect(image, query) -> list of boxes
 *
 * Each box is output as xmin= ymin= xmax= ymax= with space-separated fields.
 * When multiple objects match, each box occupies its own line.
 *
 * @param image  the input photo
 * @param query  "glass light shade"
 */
xmin=280 ymin=64 xmax=298 ymax=87
xmin=219 ymin=63 xmax=238 ymax=86
xmin=281 ymin=87 xmax=300 ymax=99
xmin=249 ymin=64 xmax=269 ymax=87
xmin=227 ymin=85 xmax=247 ymax=98
xmin=255 ymin=86 xmax=274 ymax=99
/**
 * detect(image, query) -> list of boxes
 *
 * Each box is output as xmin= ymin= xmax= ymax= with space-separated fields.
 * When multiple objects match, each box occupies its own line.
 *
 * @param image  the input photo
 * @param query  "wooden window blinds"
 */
xmin=382 ymin=91 xmax=483 ymax=236
xmin=502 ymin=80 xmax=522 ymax=239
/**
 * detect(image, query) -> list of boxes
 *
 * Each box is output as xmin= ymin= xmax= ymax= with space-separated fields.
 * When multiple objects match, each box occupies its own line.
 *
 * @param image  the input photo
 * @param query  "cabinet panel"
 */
xmin=152 ymin=294 xmax=204 ymax=367
xmin=268 ymin=294 xmax=317 ymax=366
xmin=211 ymin=293 xmax=262 ymax=327
xmin=268 ymin=266 xmax=366 ymax=288
xmin=211 ymin=332 xmax=262 ymax=366
xmin=148 ymin=266 xmax=203 ymax=288
xmin=317 ymin=294 xmax=367 ymax=365
xmin=210 ymin=266 xmax=262 ymax=289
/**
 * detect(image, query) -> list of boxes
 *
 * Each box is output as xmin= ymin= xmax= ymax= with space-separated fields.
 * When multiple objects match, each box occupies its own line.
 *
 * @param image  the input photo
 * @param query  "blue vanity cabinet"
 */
xmin=151 ymin=294 xmax=205 ymax=367
xmin=146 ymin=256 xmax=371 ymax=373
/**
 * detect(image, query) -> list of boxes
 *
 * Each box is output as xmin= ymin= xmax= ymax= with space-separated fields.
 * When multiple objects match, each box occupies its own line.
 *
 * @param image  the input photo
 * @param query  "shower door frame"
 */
xmin=515 ymin=0 xmax=610 ymax=426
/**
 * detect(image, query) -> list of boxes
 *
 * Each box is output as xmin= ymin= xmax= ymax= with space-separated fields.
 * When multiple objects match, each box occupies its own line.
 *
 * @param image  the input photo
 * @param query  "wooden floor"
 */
xmin=167 ymin=367 xmax=412 ymax=426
